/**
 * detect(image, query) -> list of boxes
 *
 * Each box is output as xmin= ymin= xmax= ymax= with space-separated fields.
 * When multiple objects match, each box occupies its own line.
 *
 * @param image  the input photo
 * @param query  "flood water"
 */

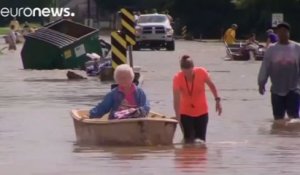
xmin=1 ymin=39 xmax=300 ymax=174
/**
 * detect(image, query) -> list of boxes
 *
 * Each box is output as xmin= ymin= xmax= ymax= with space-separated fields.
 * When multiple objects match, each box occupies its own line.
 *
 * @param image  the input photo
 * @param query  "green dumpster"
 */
xmin=21 ymin=19 xmax=101 ymax=70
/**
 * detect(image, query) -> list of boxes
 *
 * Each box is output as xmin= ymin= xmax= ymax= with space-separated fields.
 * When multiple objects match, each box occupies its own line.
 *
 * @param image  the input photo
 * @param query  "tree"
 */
xmin=94 ymin=0 xmax=139 ymax=12
xmin=232 ymin=0 xmax=300 ymax=39
xmin=172 ymin=0 xmax=235 ymax=38
xmin=94 ymin=0 xmax=173 ymax=13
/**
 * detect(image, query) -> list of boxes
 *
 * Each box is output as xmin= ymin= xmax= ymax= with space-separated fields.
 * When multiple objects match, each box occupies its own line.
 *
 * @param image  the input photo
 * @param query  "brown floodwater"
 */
xmin=1 ymin=39 xmax=300 ymax=174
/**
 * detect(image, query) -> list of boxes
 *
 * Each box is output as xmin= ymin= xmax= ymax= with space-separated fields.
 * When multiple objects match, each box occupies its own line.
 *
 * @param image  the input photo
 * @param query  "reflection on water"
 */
xmin=270 ymin=120 xmax=300 ymax=136
xmin=72 ymin=143 xmax=209 ymax=174
xmin=73 ymin=144 xmax=175 ymax=161
xmin=174 ymin=144 xmax=207 ymax=173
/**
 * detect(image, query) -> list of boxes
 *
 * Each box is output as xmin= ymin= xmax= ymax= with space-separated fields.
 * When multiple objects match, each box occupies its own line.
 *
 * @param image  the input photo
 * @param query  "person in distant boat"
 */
xmin=243 ymin=33 xmax=261 ymax=54
xmin=245 ymin=33 xmax=260 ymax=50
xmin=258 ymin=22 xmax=300 ymax=120
xmin=173 ymin=55 xmax=222 ymax=143
xmin=241 ymin=33 xmax=263 ymax=60
xmin=224 ymin=24 xmax=238 ymax=45
xmin=90 ymin=64 xmax=150 ymax=119
xmin=265 ymin=29 xmax=278 ymax=48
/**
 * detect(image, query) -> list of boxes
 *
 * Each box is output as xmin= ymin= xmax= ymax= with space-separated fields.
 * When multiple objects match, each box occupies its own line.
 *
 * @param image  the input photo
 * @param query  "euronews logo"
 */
xmin=0 ymin=7 xmax=75 ymax=17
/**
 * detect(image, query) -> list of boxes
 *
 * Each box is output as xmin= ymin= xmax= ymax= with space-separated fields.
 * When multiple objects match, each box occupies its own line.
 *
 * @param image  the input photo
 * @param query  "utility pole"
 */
xmin=87 ymin=0 xmax=91 ymax=27
xmin=50 ymin=0 xmax=58 ymax=22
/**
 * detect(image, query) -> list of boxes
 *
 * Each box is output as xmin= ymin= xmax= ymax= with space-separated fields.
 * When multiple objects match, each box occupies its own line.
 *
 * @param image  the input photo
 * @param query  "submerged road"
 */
xmin=1 ymin=39 xmax=300 ymax=174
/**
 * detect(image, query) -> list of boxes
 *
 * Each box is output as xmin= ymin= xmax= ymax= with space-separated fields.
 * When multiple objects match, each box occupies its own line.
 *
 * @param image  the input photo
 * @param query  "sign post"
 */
xmin=111 ymin=31 xmax=127 ymax=69
xmin=272 ymin=13 xmax=284 ymax=27
xmin=120 ymin=8 xmax=136 ymax=67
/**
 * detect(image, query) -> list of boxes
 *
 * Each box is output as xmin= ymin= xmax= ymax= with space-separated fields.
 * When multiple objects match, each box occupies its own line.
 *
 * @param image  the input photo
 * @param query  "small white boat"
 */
xmin=224 ymin=42 xmax=264 ymax=61
xmin=71 ymin=109 xmax=178 ymax=146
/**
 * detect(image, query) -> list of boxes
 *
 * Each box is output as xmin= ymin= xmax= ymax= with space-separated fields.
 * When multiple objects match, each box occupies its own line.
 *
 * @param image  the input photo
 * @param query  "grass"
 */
xmin=0 ymin=22 xmax=42 ymax=35
xmin=0 ymin=27 xmax=9 ymax=35
xmin=20 ymin=22 xmax=42 ymax=29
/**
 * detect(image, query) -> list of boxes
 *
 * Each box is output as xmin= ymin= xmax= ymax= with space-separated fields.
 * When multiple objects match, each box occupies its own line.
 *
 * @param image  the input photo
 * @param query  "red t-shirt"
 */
xmin=173 ymin=67 xmax=209 ymax=117
xmin=118 ymin=84 xmax=137 ymax=110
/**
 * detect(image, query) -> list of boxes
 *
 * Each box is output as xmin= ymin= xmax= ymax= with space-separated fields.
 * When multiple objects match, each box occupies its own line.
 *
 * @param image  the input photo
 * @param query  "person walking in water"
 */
xmin=7 ymin=25 xmax=17 ymax=51
xmin=224 ymin=24 xmax=238 ymax=45
xmin=258 ymin=22 xmax=300 ymax=120
xmin=173 ymin=55 xmax=222 ymax=143
xmin=265 ymin=29 xmax=278 ymax=48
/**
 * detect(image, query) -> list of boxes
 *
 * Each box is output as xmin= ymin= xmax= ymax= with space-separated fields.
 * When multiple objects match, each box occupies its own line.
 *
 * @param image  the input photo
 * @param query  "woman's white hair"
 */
xmin=114 ymin=64 xmax=135 ymax=82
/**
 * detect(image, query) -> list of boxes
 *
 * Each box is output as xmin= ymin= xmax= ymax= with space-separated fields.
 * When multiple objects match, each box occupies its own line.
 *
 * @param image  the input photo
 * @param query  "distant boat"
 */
xmin=71 ymin=109 xmax=178 ymax=146
xmin=224 ymin=42 xmax=265 ymax=61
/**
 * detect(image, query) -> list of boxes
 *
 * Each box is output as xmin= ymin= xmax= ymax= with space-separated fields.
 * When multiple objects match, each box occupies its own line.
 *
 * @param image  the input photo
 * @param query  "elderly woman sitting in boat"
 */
xmin=89 ymin=64 xmax=150 ymax=119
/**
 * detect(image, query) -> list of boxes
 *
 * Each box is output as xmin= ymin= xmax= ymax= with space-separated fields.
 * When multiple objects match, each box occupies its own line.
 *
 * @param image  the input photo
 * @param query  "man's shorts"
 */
xmin=271 ymin=91 xmax=300 ymax=120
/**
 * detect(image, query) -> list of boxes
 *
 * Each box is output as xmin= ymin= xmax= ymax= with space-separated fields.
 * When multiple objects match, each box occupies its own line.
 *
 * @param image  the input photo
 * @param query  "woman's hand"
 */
xmin=259 ymin=85 xmax=265 ymax=95
xmin=216 ymin=101 xmax=222 ymax=116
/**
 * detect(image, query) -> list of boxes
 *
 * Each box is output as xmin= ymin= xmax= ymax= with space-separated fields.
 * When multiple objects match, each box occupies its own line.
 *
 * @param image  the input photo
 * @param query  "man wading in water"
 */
xmin=258 ymin=22 xmax=300 ymax=120
xmin=173 ymin=55 xmax=222 ymax=143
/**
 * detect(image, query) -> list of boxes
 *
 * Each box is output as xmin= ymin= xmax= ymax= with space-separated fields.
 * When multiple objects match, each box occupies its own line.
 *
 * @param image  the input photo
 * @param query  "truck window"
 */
xmin=137 ymin=16 xmax=168 ymax=24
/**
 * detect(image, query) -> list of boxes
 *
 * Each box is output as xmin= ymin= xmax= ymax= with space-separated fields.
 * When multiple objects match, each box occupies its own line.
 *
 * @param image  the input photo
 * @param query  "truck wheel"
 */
xmin=166 ymin=41 xmax=175 ymax=51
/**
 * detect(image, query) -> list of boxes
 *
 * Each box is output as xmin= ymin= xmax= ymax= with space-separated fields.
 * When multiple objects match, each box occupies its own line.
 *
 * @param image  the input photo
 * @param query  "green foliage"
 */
xmin=94 ymin=0 xmax=174 ymax=13
xmin=0 ymin=27 xmax=10 ymax=35
xmin=94 ymin=0 xmax=139 ymax=12
xmin=172 ymin=0 xmax=235 ymax=38
xmin=231 ymin=0 xmax=300 ymax=40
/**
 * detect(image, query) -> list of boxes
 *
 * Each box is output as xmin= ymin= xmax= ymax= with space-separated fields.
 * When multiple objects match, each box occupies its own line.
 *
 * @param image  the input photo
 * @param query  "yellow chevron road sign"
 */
xmin=120 ymin=8 xmax=136 ymax=45
xmin=111 ymin=31 xmax=127 ymax=69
